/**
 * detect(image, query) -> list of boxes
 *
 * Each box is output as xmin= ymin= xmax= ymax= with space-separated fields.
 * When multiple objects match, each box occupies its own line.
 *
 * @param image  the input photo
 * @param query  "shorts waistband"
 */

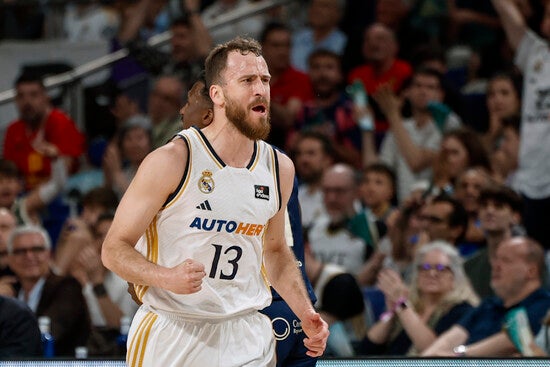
xmin=142 ymin=305 xmax=259 ymax=324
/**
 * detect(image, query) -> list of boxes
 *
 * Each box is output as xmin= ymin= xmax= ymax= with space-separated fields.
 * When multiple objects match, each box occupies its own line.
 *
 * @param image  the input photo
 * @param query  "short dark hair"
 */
xmin=171 ymin=15 xmax=192 ymax=29
xmin=292 ymin=130 xmax=336 ymax=160
xmin=259 ymin=21 xmax=290 ymax=44
xmin=363 ymin=162 xmax=396 ymax=194
xmin=204 ymin=37 xmax=263 ymax=87
xmin=432 ymin=194 xmax=468 ymax=238
xmin=412 ymin=66 xmax=444 ymax=89
xmin=307 ymin=49 xmax=342 ymax=70
xmin=14 ymin=73 xmax=45 ymax=89
xmin=0 ymin=159 xmax=21 ymax=178
xmin=82 ymin=187 xmax=119 ymax=211
xmin=479 ymin=185 xmax=523 ymax=214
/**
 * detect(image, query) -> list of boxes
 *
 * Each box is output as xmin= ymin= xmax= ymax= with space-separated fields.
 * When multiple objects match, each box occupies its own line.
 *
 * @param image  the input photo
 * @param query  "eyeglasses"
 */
xmin=418 ymin=263 xmax=452 ymax=273
xmin=419 ymin=215 xmax=447 ymax=224
xmin=11 ymin=246 xmax=47 ymax=257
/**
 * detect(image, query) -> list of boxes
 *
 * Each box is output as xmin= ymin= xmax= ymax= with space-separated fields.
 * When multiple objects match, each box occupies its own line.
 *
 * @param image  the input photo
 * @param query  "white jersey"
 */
xmin=134 ymin=127 xmax=281 ymax=319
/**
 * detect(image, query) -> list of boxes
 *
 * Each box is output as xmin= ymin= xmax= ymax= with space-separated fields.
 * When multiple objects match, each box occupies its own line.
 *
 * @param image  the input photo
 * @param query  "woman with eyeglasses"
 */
xmin=361 ymin=241 xmax=479 ymax=356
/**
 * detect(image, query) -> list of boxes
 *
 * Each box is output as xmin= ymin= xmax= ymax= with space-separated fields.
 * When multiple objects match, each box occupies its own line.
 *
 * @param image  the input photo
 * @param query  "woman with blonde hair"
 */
xmin=362 ymin=240 xmax=479 ymax=355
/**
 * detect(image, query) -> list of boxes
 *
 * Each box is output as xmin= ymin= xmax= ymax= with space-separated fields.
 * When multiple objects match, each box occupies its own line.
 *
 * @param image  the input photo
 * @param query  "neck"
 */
xmin=370 ymin=202 xmax=390 ymax=218
xmin=486 ymin=230 xmax=510 ymax=258
xmin=371 ymin=59 xmax=393 ymax=75
xmin=202 ymin=119 xmax=255 ymax=168
xmin=412 ymin=109 xmax=431 ymax=127
xmin=503 ymin=282 xmax=539 ymax=308
xmin=315 ymin=92 xmax=339 ymax=108
xmin=313 ymin=26 xmax=333 ymax=42
xmin=20 ymin=277 xmax=41 ymax=297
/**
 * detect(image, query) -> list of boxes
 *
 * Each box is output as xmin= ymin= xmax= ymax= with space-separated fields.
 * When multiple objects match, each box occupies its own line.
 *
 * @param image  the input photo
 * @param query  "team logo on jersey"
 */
xmin=254 ymin=185 xmax=269 ymax=200
xmin=199 ymin=170 xmax=215 ymax=194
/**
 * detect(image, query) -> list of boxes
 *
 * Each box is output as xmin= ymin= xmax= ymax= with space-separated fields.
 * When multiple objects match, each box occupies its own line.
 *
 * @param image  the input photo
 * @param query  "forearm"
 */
xmin=367 ymin=318 xmax=395 ymax=344
xmin=421 ymin=326 xmax=468 ymax=356
xmin=361 ymin=131 xmax=378 ymax=167
xmin=101 ymin=238 xmax=166 ymax=289
xmin=189 ymin=14 xmax=212 ymax=58
xmin=389 ymin=113 xmax=434 ymax=172
xmin=466 ymin=332 xmax=517 ymax=356
xmin=491 ymin=0 xmax=527 ymax=50
xmin=265 ymin=245 xmax=314 ymax=320
xmin=396 ymin=307 xmax=438 ymax=352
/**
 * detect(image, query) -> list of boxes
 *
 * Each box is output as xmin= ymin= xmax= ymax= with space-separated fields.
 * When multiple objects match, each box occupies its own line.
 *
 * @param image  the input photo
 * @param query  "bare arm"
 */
xmin=373 ymin=85 xmax=438 ymax=173
xmin=421 ymin=325 xmax=469 ymax=356
xmin=101 ymin=140 xmax=206 ymax=294
xmin=117 ymin=0 xmax=151 ymax=43
xmin=263 ymin=151 xmax=329 ymax=357
xmin=183 ymin=0 xmax=212 ymax=58
xmin=491 ymin=0 xmax=528 ymax=51
xmin=466 ymin=331 xmax=518 ymax=356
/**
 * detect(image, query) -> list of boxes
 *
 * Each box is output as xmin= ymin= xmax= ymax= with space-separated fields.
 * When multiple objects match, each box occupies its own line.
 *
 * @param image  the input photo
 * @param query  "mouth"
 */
xmin=251 ymin=104 xmax=267 ymax=114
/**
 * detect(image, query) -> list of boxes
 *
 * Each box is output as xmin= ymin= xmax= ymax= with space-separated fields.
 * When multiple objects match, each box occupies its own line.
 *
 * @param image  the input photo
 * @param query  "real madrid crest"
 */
xmin=199 ymin=170 xmax=215 ymax=194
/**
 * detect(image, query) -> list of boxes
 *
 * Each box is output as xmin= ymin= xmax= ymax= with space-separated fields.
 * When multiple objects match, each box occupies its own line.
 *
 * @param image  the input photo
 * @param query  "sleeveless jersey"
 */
xmin=134 ymin=127 xmax=281 ymax=319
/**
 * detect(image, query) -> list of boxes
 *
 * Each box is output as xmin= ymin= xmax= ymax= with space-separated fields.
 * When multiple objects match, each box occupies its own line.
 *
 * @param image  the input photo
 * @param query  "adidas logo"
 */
xmin=196 ymin=200 xmax=212 ymax=211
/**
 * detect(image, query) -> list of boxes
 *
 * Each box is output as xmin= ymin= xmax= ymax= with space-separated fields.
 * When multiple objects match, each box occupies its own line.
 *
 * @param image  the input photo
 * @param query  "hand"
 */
xmin=0 ymin=275 xmax=17 ymax=297
xmin=372 ymin=84 xmax=401 ymax=120
xmin=300 ymin=309 xmax=329 ymax=357
xmin=162 ymin=259 xmax=206 ymax=294
xmin=184 ymin=0 xmax=200 ymax=12
xmin=377 ymin=268 xmax=408 ymax=308
xmin=32 ymin=140 xmax=60 ymax=159
xmin=102 ymin=143 xmax=123 ymax=175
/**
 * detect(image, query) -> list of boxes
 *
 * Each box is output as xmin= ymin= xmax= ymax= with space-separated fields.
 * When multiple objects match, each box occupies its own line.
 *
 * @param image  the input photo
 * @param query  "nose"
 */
xmin=253 ymin=79 xmax=268 ymax=96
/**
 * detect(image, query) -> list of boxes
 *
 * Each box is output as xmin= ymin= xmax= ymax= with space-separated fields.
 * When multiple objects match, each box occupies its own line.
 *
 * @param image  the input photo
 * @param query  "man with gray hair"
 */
xmin=7 ymin=225 xmax=90 ymax=356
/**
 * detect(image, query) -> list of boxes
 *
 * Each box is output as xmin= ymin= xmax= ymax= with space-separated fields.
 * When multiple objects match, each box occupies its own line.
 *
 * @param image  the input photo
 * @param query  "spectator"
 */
xmin=63 ymin=1 xmax=120 ymax=42
xmin=69 ymin=212 xmax=138 ymax=356
xmin=482 ymin=71 xmax=522 ymax=149
xmin=3 ymin=73 xmax=84 ymax=190
xmin=201 ymin=0 xmax=267 ymax=44
xmin=491 ymin=0 xmax=550 ymax=250
xmin=358 ymin=162 xmax=397 ymax=224
xmin=417 ymin=194 xmax=468 ymax=249
xmin=304 ymin=238 xmax=366 ymax=357
xmin=0 ymin=295 xmax=42 ymax=358
xmin=102 ymin=116 xmax=153 ymax=197
xmin=0 ymin=209 xmax=17 ymax=296
xmin=291 ymin=49 xmax=362 ymax=166
xmin=493 ymin=115 xmax=520 ymax=189
xmin=260 ymin=21 xmax=313 ymax=148
xmin=364 ymin=241 xmax=478 ymax=355
xmin=290 ymin=0 xmax=347 ymax=72
xmin=432 ymin=127 xmax=491 ymax=194
xmin=292 ymin=131 xmax=335 ymax=229
xmin=368 ymin=72 xmax=444 ymax=203
xmin=453 ymin=167 xmax=494 ymax=256
xmin=464 ymin=184 xmax=523 ymax=299
xmin=347 ymin=23 xmax=413 ymax=134
xmin=423 ymin=237 xmax=550 ymax=356
xmin=0 ymin=155 xmax=68 ymax=227
xmin=148 ymin=76 xmax=185 ymax=149
xmin=7 ymin=225 xmax=91 ymax=356
xmin=308 ymin=163 xmax=372 ymax=275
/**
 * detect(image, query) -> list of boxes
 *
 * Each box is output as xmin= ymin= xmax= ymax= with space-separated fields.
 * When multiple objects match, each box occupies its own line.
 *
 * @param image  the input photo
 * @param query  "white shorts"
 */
xmin=126 ymin=306 xmax=276 ymax=367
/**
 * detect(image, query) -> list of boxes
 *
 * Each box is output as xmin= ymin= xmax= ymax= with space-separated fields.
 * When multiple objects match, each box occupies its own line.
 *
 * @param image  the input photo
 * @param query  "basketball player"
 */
xmin=102 ymin=37 xmax=329 ymax=366
xmin=181 ymin=77 xmax=319 ymax=366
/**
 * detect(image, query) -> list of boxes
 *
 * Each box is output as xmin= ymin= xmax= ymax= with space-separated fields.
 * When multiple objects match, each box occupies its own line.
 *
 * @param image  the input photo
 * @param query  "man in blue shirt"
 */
xmin=423 ymin=236 xmax=550 ymax=356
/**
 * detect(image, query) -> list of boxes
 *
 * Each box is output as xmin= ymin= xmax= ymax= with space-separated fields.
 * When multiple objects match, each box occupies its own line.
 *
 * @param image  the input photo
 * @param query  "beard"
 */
xmin=225 ymin=95 xmax=271 ymax=141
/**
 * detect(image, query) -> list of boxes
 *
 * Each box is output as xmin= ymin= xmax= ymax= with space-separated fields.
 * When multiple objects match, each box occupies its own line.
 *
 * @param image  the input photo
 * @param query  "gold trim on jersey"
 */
xmin=269 ymin=147 xmax=281 ymax=211
xmin=127 ymin=311 xmax=158 ymax=367
xmin=192 ymin=128 xmax=224 ymax=169
xmin=248 ymin=141 xmax=261 ymax=171
xmin=164 ymin=134 xmax=192 ymax=209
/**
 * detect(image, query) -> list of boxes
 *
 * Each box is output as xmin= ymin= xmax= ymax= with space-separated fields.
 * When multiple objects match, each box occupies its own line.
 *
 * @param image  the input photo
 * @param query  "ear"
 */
xmin=210 ymin=84 xmax=224 ymax=106
xmin=202 ymin=110 xmax=214 ymax=126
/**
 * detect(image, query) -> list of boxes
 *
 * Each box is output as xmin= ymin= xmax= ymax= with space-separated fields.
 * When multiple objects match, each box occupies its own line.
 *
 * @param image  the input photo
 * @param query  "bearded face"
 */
xmin=224 ymin=93 xmax=271 ymax=141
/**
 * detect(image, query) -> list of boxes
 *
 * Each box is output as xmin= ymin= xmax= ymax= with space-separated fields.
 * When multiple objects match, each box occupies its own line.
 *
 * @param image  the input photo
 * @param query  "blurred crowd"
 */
xmin=1 ymin=0 xmax=550 ymax=360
